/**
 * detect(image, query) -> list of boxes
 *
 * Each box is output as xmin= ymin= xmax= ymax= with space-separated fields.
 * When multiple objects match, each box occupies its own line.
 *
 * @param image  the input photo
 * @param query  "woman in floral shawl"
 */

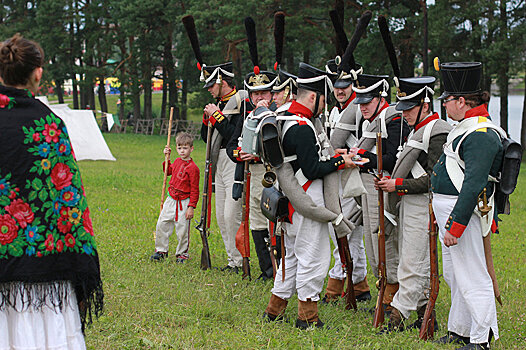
xmin=0 ymin=34 xmax=103 ymax=349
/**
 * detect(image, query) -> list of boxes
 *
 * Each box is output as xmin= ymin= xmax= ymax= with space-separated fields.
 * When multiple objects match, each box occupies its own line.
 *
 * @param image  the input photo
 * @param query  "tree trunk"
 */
xmin=56 ymin=79 xmax=64 ymax=104
xmin=129 ymin=37 xmax=141 ymax=122
xmin=521 ymin=76 xmax=526 ymax=151
xmin=98 ymin=76 xmax=108 ymax=113
xmin=422 ymin=0 xmax=428 ymax=76
xmin=182 ymin=76 xmax=188 ymax=121
xmin=303 ymin=48 xmax=310 ymax=64
xmin=497 ymin=0 xmax=508 ymax=133
xmin=72 ymin=77 xmax=79 ymax=109
xmin=142 ymin=56 xmax=152 ymax=119
xmin=160 ymin=60 xmax=167 ymax=120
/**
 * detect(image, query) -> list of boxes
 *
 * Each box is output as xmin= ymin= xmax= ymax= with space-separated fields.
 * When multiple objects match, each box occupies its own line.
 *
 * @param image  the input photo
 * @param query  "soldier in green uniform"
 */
xmin=431 ymin=62 xmax=503 ymax=350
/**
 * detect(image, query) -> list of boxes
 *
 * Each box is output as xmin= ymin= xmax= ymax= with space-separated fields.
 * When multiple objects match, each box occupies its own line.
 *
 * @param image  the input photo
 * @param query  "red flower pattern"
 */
xmin=44 ymin=234 xmax=54 ymax=251
xmin=0 ymin=94 xmax=10 ymax=108
xmin=57 ymin=215 xmax=72 ymax=234
xmin=56 ymin=239 xmax=64 ymax=252
xmin=50 ymin=163 xmax=72 ymax=190
xmin=64 ymin=234 xmax=75 ymax=248
xmin=83 ymin=208 xmax=94 ymax=236
xmin=0 ymin=214 xmax=18 ymax=245
xmin=42 ymin=122 xmax=61 ymax=143
xmin=6 ymin=199 xmax=34 ymax=229
xmin=32 ymin=132 xmax=41 ymax=142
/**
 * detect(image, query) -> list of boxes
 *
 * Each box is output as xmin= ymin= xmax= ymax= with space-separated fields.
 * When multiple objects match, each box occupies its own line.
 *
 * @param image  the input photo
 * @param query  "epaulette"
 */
xmin=476 ymin=116 xmax=488 ymax=132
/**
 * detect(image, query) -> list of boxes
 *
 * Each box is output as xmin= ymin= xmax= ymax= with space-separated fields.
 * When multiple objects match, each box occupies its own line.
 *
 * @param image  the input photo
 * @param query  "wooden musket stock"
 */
xmin=336 ymin=236 xmax=357 ymax=310
xmin=373 ymin=132 xmax=387 ymax=328
xmin=419 ymin=192 xmax=439 ymax=340
xmin=196 ymin=123 xmax=213 ymax=270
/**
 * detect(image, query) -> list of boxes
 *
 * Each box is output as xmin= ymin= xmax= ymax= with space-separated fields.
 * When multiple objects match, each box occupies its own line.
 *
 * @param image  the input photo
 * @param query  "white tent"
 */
xmin=36 ymin=97 xmax=116 ymax=161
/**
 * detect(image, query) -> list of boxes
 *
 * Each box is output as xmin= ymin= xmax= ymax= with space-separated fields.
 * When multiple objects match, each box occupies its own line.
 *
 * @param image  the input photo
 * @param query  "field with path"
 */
xmin=81 ymin=133 xmax=526 ymax=349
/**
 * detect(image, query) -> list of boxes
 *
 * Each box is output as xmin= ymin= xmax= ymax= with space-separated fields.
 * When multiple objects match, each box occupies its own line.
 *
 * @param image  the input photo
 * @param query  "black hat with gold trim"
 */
xmin=353 ymin=74 xmax=390 ymax=104
xmin=437 ymin=61 xmax=482 ymax=100
xmin=395 ymin=76 xmax=435 ymax=111
xmin=243 ymin=17 xmax=277 ymax=92
xmin=182 ymin=15 xmax=234 ymax=89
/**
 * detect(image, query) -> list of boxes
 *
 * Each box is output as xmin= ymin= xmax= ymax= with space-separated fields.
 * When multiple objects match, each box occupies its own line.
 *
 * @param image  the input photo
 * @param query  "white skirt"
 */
xmin=0 ymin=281 xmax=86 ymax=350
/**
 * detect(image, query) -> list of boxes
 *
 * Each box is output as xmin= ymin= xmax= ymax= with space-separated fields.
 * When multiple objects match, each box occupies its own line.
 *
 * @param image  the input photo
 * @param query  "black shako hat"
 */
xmin=438 ymin=62 xmax=482 ymax=100
xmin=395 ymin=76 xmax=436 ymax=111
xmin=244 ymin=68 xmax=277 ymax=92
xmin=297 ymin=62 xmax=336 ymax=95
xmin=201 ymin=62 xmax=234 ymax=88
xmin=273 ymin=69 xmax=297 ymax=94
xmin=353 ymin=74 xmax=390 ymax=104
xmin=325 ymin=59 xmax=363 ymax=89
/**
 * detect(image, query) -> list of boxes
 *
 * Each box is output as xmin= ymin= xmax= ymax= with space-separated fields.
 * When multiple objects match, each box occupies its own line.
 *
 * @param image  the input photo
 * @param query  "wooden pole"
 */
xmin=160 ymin=107 xmax=175 ymax=213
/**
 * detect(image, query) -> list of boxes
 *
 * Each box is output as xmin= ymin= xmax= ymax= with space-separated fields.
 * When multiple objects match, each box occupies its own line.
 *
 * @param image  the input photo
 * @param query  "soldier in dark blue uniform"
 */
xmin=225 ymin=66 xmax=278 ymax=281
xmin=431 ymin=62 xmax=504 ymax=350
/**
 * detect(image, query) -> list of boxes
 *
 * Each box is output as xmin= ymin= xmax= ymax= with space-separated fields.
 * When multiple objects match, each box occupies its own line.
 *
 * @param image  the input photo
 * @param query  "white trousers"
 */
xmin=433 ymin=193 xmax=499 ymax=343
xmin=215 ymin=149 xmax=242 ymax=267
xmin=391 ymin=193 xmax=430 ymax=318
xmin=328 ymin=184 xmax=367 ymax=284
xmin=271 ymin=180 xmax=331 ymax=301
xmin=248 ymin=163 xmax=269 ymax=230
xmin=0 ymin=281 xmax=86 ymax=350
xmin=155 ymin=196 xmax=191 ymax=256
xmin=361 ymin=174 xmax=399 ymax=284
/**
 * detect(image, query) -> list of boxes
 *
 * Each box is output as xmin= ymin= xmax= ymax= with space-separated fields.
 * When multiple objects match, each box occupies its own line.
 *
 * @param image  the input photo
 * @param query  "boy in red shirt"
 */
xmin=151 ymin=132 xmax=200 ymax=263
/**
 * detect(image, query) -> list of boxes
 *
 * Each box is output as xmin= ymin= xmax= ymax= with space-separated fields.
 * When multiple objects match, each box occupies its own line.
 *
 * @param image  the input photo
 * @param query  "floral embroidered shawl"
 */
xmin=0 ymin=85 xmax=103 ymax=326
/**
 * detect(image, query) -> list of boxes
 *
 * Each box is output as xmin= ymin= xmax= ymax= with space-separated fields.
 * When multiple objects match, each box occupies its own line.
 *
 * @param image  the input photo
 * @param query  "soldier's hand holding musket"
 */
xmin=376 ymin=177 xmax=396 ymax=193
xmin=204 ymin=103 xmax=220 ymax=117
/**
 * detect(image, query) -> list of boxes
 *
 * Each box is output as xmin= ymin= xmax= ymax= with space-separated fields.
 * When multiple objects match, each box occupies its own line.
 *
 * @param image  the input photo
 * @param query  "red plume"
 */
xmin=197 ymin=62 xmax=202 ymax=71
xmin=254 ymin=66 xmax=260 ymax=75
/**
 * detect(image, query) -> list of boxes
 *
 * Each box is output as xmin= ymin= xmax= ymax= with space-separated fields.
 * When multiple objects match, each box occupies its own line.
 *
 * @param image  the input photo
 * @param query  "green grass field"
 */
xmin=80 ymin=134 xmax=526 ymax=349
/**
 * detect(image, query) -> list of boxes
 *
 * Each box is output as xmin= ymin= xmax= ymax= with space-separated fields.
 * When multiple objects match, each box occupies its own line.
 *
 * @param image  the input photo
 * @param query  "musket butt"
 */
xmin=496 ymin=295 xmax=503 ymax=306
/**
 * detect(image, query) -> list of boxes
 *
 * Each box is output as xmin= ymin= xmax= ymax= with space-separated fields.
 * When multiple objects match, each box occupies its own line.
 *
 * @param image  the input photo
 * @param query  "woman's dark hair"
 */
xmin=0 ymin=33 xmax=44 ymax=86
xmin=463 ymin=91 xmax=490 ymax=108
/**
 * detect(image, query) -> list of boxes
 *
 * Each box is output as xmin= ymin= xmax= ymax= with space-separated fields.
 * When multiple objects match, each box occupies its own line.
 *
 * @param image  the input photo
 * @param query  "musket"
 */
xmin=373 ymin=131 xmax=387 ymax=328
xmin=160 ymin=107 xmax=175 ymax=213
xmin=195 ymin=122 xmax=213 ymax=270
xmin=235 ymin=161 xmax=251 ymax=280
xmin=268 ymin=221 xmax=279 ymax=279
xmin=336 ymin=236 xmax=357 ymax=310
xmin=419 ymin=188 xmax=439 ymax=340
xmin=484 ymin=233 xmax=502 ymax=306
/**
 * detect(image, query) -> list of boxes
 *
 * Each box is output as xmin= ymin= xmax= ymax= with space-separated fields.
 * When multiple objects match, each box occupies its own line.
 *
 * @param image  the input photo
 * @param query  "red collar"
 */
xmin=415 ymin=112 xmax=439 ymax=132
xmin=219 ymin=88 xmax=237 ymax=102
xmin=464 ymin=104 xmax=489 ymax=119
xmin=288 ymin=100 xmax=314 ymax=119
xmin=338 ymin=92 xmax=356 ymax=111
xmin=368 ymin=102 xmax=389 ymax=123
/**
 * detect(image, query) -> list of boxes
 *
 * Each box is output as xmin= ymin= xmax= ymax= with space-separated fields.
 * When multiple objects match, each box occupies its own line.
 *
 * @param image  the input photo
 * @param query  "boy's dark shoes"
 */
xmin=150 ymin=251 xmax=168 ymax=261
xmin=176 ymin=255 xmax=189 ymax=264
xmin=434 ymin=332 xmax=470 ymax=346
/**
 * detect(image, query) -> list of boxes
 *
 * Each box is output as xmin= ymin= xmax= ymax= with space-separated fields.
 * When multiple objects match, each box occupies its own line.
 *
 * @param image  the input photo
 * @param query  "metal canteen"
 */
xmin=262 ymin=168 xmax=277 ymax=188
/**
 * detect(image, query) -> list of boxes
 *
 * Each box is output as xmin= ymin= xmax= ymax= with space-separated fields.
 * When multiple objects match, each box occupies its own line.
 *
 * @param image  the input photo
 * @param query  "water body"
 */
xmin=433 ymin=95 xmax=524 ymax=141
